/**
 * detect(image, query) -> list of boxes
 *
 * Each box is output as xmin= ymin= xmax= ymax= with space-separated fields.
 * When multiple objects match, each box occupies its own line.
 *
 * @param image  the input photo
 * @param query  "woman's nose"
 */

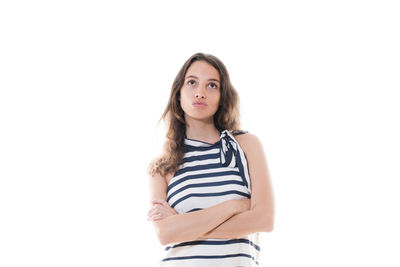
xmin=195 ymin=84 xmax=207 ymax=99
xmin=195 ymin=92 xmax=206 ymax=99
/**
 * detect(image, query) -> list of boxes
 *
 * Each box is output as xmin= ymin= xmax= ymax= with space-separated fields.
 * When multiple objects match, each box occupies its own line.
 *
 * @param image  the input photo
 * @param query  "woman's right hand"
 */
xmin=147 ymin=199 xmax=178 ymax=222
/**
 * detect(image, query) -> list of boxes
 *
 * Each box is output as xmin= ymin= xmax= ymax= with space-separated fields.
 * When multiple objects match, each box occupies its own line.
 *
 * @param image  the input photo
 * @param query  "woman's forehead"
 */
xmin=185 ymin=61 xmax=220 ymax=80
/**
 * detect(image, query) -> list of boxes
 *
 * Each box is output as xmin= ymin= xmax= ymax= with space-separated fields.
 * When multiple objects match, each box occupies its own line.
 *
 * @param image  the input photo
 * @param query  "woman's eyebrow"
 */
xmin=185 ymin=75 xmax=220 ymax=83
xmin=185 ymin=75 xmax=199 ymax=80
xmin=208 ymin=78 xmax=220 ymax=83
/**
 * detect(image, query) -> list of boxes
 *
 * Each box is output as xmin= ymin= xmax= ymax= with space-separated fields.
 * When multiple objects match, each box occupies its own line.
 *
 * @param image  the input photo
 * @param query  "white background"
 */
xmin=1 ymin=0 xmax=399 ymax=266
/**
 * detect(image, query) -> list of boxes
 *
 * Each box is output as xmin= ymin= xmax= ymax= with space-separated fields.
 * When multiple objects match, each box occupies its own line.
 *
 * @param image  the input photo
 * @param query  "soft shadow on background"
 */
xmin=1 ymin=0 xmax=399 ymax=266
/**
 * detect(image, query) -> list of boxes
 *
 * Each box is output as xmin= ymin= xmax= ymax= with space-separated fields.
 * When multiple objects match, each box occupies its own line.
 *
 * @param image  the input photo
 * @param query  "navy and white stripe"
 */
xmin=160 ymin=130 xmax=260 ymax=267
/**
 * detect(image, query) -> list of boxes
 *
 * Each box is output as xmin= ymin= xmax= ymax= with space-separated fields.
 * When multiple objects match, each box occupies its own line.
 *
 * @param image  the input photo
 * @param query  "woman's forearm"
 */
xmin=200 ymin=207 xmax=274 ymax=239
xmin=153 ymin=199 xmax=244 ymax=245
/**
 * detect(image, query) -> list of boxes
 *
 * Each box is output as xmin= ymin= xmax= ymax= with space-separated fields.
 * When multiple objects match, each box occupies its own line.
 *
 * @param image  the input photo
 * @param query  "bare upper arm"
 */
xmin=234 ymin=133 xmax=274 ymax=212
xmin=149 ymin=172 xmax=173 ymax=202
xmin=148 ymin=172 xmax=170 ymax=226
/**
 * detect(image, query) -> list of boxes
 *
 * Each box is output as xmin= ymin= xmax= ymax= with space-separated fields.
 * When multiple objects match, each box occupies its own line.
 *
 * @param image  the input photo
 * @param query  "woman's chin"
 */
xmin=185 ymin=114 xmax=215 ymax=123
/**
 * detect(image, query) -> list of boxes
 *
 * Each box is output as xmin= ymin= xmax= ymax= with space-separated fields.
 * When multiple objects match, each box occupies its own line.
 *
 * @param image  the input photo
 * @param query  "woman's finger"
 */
xmin=154 ymin=200 xmax=177 ymax=214
xmin=147 ymin=209 xmax=156 ymax=219
xmin=151 ymin=199 xmax=173 ymax=208
xmin=147 ymin=205 xmax=157 ymax=216
xmin=149 ymin=209 xmax=170 ymax=221
xmin=151 ymin=199 xmax=165 ymax=205
xmin=148 ymin=205 xmax=170 ymax=217
xmin=147 ymin=203 xmax=177 ymax=221
xmin=149 ymin=202 xmax=172 ymax=215
xmin=149 ymin=212 xmax=163 ymax=222
xmin=147 ymin=204 xmax=158 ymax=216
xmin=147 ymin=204 xmax=163 ymax=218
xmin=160 ymin=200 xmax=171 ymax=208
xmin=148 ymin=210 xmax=162 ymax=220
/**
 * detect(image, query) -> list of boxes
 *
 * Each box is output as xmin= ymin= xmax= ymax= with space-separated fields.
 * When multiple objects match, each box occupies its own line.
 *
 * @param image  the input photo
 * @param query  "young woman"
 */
xmin=147 ymin=53 xmax=274 ymax=267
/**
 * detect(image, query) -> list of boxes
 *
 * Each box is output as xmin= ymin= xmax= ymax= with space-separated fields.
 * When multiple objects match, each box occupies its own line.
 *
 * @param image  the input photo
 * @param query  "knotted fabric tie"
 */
xmin=219 ymin=130 xmax=239 ymax=168
xmin=219 ymin=130 xmax=249 ymax=189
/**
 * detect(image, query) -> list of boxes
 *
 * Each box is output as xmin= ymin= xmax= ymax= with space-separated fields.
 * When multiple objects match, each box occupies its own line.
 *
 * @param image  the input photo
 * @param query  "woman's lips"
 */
xmin=192 ymin=102 xmax=207 ymax=107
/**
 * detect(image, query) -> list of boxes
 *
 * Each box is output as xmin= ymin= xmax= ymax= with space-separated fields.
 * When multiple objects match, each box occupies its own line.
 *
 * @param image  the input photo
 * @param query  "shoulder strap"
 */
xmin=230 ymin=129 xmax=249 ymax=136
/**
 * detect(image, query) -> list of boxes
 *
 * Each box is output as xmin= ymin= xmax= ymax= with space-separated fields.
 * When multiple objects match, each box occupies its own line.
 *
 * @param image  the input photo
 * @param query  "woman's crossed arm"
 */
xmin=148 ymin=133 xmax=274 ymax=245
xmin=148 ymin=172 xmax=250 ymax=246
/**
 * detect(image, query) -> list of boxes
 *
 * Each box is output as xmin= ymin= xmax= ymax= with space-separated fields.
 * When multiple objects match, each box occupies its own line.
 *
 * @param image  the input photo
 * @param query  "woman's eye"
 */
xmin=187 ymin=80 xmax=196 ymax=86
xmin=209 ymin=83 xmax=218 ymax=89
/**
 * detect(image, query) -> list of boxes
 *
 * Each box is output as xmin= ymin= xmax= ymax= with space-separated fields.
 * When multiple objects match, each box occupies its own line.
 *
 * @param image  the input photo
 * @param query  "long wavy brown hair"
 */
xmin=148 ymin=53 xmax=241 ymax=177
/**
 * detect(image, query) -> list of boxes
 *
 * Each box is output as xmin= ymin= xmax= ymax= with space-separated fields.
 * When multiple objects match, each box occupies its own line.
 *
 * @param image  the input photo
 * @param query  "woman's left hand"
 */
xmin=147 ymin=199 xmax=178 ymax=221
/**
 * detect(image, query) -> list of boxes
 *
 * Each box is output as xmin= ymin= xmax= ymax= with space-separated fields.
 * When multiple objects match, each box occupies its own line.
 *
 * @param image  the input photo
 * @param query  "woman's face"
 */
xmin=180 ymin=60 xmax=221 ymax=122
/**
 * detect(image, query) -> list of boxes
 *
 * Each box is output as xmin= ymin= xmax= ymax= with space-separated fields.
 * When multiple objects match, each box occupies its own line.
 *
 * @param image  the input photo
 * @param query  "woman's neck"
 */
xmin=185 ymin=117 xmax=220 ymax=144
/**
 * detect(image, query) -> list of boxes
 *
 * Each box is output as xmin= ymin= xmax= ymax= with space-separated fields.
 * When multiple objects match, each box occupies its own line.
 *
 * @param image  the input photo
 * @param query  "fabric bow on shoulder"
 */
xmin=219 ymin=130 xmax=239 ymax=168
xmin=219 ymin=130 xmax=249 ymax=189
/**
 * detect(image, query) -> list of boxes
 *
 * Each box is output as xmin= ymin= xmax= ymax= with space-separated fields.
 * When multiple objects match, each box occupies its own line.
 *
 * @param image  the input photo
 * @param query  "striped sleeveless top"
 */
xmin=160 ymin=129 xmax=260 ymax=267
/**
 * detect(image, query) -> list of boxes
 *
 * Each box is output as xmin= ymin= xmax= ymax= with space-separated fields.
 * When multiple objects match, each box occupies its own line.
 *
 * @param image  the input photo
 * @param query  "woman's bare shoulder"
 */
xmin=233 ymin=131 xmax=263 ymax=155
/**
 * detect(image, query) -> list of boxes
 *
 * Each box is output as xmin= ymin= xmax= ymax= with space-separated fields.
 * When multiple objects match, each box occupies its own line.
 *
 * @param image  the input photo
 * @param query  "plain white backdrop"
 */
xmin=1 ymin=0 xmax=399 ymax=266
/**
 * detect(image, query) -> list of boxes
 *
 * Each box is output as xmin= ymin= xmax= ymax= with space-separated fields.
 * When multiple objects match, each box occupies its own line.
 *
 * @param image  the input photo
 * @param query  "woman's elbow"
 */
xmin=261 ymin=221 xmax=274 ymax=232
xmin=259 ymin=213 xmax=274 ymax=232
xmin=252 ymin=206 xmax=274 ymax=232
xmin=154 ymin=221 xmax=172 ymax=246
xmin=157 ymin=231 xmax=170 ymax=246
